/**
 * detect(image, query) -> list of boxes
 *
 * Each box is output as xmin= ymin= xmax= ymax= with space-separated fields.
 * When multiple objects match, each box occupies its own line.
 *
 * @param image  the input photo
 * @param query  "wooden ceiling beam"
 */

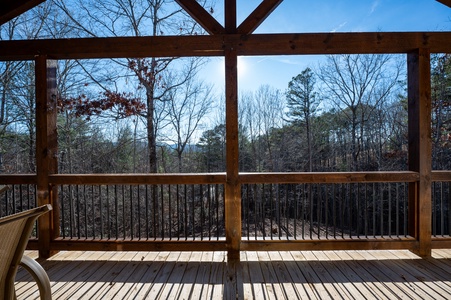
xmin=225 ymin=0 xmax=237 ymax=33
xmin=232 ymin=32 xmax=451 ymax=55
xmin=238 ymin=0 xmax=283 ymax=34
xmin=0 ymin=0 xmax=45 ymax=25
xmin=175 ymin=0 xmax=225 ymax=34
xmin=436 ymin=0 xmax=451 ymax=8
xmin=0 ymin=32 xmax=450 ymax=61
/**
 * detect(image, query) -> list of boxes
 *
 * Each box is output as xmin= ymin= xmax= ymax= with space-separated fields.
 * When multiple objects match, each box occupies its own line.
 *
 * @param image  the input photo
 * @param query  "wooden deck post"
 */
xmin=35 ymin=56 xmax=59 ymax=258
xmin=224 ymin=0 xmax=241 ymax=262
xmin=407 ymin=48 xmax=432 ymax=257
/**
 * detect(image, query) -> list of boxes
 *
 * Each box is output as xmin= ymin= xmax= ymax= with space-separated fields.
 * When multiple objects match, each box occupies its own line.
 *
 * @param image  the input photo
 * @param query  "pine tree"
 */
xmin=286 ymin=67 xmax=319 ymax=171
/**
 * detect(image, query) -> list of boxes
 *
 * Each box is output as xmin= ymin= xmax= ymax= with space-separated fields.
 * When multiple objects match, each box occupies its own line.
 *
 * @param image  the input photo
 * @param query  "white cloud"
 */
xmin=331 ymin=21 xmax=348 ymax=32
xmin=370 ymin=0 xmax=380 ymax=14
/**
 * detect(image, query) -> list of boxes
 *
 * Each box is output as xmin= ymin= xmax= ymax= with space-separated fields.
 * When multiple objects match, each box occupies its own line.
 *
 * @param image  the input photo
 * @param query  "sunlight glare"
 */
xmin=216 ymin=56 xmax=247 ymax=78
xmin=237 ymin=56 xmax=247 ymax=78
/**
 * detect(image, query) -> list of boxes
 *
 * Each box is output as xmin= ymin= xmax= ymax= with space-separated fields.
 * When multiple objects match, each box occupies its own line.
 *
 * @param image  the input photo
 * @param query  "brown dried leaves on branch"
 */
xmin=58 ymin=91 xmax=145 ymax=120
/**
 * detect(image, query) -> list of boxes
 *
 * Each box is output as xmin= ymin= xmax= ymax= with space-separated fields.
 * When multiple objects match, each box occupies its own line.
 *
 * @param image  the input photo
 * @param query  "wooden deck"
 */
xmin=16 ymin=249 xmax=451 ymax=299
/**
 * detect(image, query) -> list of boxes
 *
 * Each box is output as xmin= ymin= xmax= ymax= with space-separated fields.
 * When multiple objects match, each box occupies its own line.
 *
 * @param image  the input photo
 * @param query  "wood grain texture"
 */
xmin=1 ymin=32 xmax=450 ymax=61
xmin=237 ymin=0 xmax=283 ymax=34
xmin=0 ymin=0 xmax=45 ymax=25
xmin=175 ymin=0 xmax=225 ymax=34
xmin=16 ymin=250 xmax=451 ymax=300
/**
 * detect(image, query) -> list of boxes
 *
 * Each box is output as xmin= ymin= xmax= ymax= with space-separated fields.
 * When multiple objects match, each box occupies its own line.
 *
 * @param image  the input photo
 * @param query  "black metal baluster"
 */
xmin=161 ymin=184 xmax=165 ymax=239
xmin=114 ymin=185 xmax=118 ymax=240
xmin=169 ymin=185 xmax=172 ymax=240
xmin=61 ymin=185 xmax=66 ymax=239
xmin=76 ymin=185 xmax=81 ymax=239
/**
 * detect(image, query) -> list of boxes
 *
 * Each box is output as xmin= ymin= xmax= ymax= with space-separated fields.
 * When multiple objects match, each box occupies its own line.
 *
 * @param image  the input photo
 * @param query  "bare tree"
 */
xmin=318 ymin=54 xmax=401 ymax=171
xmin=431 ymin=54 xmax=451 ymax=170
xmin=54 ymin=0 xmax=216 ymax=173
xmin=240 ymin=85 xmax=285 ymax=171
xmin=163 ymin=71 xmax=214 ymax=172
xmin=0 ymin=2 xmax=54 ymax=172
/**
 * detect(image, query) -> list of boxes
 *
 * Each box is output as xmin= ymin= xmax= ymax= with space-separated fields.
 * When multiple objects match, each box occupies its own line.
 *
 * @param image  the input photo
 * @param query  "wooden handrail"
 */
xmin=1 ymin=171 xmax=434 ymax=185
xmin=240 ymin=171 xmax=420 ymax=184
xmin=48 ymin=173 xmax=227 ymax=185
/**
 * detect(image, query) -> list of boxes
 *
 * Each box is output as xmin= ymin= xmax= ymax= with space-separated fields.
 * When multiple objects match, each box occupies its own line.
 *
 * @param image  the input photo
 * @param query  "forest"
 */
xmin=1 ymin=0 xmax=450 ymax=240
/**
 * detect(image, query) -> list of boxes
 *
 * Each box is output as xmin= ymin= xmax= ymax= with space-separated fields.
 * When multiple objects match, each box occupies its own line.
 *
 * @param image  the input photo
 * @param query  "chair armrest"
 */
xmin=19 ymin=255 xmax=52 ymax=300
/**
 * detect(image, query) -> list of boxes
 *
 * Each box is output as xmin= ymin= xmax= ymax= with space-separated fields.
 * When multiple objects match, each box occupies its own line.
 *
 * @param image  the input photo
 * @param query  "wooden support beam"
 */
xmin=47 ymin=59 xmax=60 ymax=248
xmin=35 ymin=56 xmax=58 ymax=258
xmin=436 ymin=0 xmax=451 ymax=8
xmin=408 ymin=48 xmax=432 ymax=257
xmin=238 ymin=0 xmax=283 ymax=34
xmin=35 ymin=55 xmax=50 ymax=258
xmin=223 ymin=0 xmax=240 ymax=263
xmin=224 ymin=47 xmax=241 ymax=262
xmin=225 ymin=0 xmax=237 ymax=33
xmin=175 ymin=0 xmax=225 ymax=34
xmin=0 ymin=32 xmax=450 ymax=61
xmin=0 ymin=0 xmax=45 ymax=25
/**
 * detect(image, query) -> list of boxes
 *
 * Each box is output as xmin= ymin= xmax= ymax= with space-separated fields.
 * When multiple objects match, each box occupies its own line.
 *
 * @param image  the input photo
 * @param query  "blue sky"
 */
xmin=202 ymin=0 xmax=451 ymax=92
xmin=239 ymin=0 xmax=450 ymax=33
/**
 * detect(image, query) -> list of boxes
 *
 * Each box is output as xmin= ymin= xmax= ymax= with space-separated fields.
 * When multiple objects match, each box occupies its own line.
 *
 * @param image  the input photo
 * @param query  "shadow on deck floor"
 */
xmin=16 ymin=249 xmax=451 ymax=299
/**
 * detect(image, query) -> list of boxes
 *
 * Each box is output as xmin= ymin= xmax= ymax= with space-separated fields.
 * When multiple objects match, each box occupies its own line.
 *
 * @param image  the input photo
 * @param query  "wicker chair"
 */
xmin=0 ymin=204 xmax=52 ymax=300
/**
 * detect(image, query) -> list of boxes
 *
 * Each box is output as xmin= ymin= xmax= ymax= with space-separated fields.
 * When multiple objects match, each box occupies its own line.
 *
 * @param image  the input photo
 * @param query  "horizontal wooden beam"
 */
xmin=5 ymin=170 xmax=444 ymax=186
xmin=240 ymin=171 xmax=420 ymax=184
xmin=431 ymin=170 xmax=451 ymax=181
xmin=0 ymin=32 xmax=450 ymax=61
xmin=0 ymin=35 xmax=225 ymax=61
xmin=235 ymin=32 xmax=451 ymax=55
xmin=241 ymin=239 xmax=418 ymax=251
xmin=49 ymin=173 xmax=227 ymax=185
xmin=432 ymin=238 xmax=451 ymax=249
xmin=28 ymin=238 xmax=227 ymax=252
xmin=0 ymin=174 xmax=36 ymax=184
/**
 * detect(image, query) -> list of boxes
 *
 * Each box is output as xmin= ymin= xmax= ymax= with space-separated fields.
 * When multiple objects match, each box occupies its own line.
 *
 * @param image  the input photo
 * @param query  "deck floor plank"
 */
xmin=191 ymin=251 xmax=214 ymax=299
xmin=357 ymin=250 xmax=436 ymax=299
xmin=256 ymin=251 xmax=288 ymax=299
xmin=208 ymin=251 xmax=225 ymax=299
xmin=241 ymin=252 xmax=255 ymax=300
xmin=15 ymin=249 xmax=451 ymax=300
xmin=375 ymin=250 xmax=451 ymax=300
xmin=244 ymin=251 xmax=270 ymax=299
xmin=335 ymin=251 xmax=399 ymax=299
xmin=292 ymin=251 xmax=337 ymax=299
xmin=361 ymin=252 xmax=425 ymax=299
xmin=267 ymin=251 xmax=302 ymax=300
xmin=70 ymin=251 xmax=134 ymax=299
xmin=51 ymin=251 xmax=117 ymax=299
xmin=278 ymin=250 xmax=319 ymax=300
xmin=314 ymin=251 xmax=360 ymax=299
xmin=132 ymin=251 xmax=179 ymax=299
xmin=159 ymin=251 xmax=191 ymax=300
xmin=61 ymin=251 xmax=125 ymax=299
xmin=14 ymin=250 xmax=82 ymax=293
xmin=114 ymin=251 xmax=162 ymax=300
xmin=176 ymin=251 xmax=202 ymax=299
xmin=314 ymin=251 xmax=370 ymax=299
xmin=88 ymin=251 xmax=140 ymax=299
xmin=390 ymin=250 xmax=451 ymax=292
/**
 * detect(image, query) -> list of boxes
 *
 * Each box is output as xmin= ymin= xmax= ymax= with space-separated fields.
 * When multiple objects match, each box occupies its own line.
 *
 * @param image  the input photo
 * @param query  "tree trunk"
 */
xmin=146 ymin=90 xmax=157 ymax=173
